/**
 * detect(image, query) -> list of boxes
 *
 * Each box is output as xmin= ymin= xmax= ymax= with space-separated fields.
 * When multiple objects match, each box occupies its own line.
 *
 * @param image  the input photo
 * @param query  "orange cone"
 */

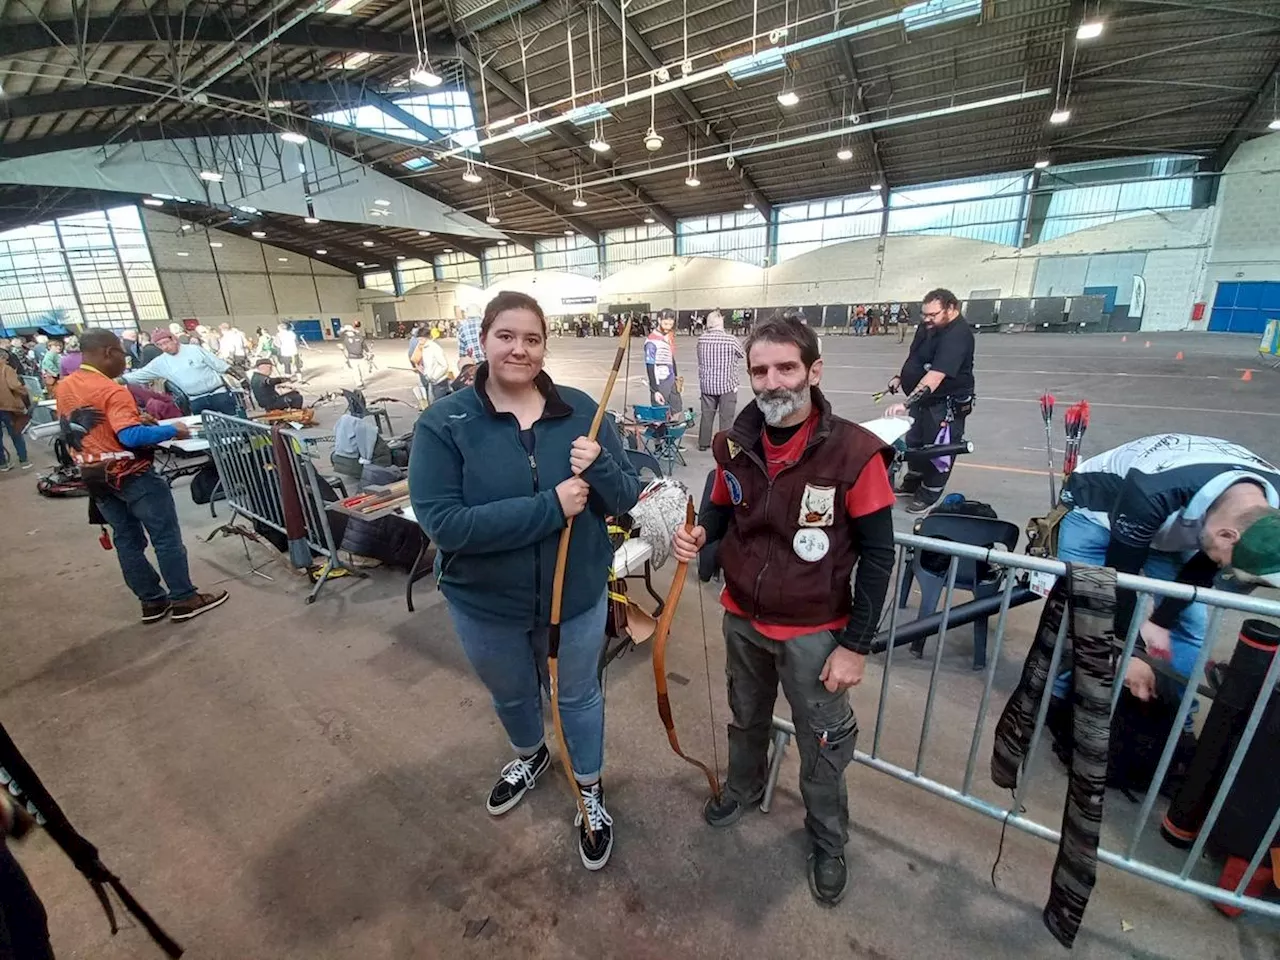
xmin=1121 ymin=335 xmax=1128 ymax=342
xmin=1175 ymin=351 xmax=1184 ymax=360
xmin=1242 ymin=369 xmax=1253 ymax=382
xmin=1145 ymin=340 xmax=1151 ymax=348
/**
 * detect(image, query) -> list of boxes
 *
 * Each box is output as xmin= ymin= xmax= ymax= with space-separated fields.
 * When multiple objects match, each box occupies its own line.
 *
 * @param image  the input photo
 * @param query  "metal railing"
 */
xmin=763 ymin=532 xmax=1280 ymax=918
xmin=200 ymin=412 xmax=349 ymax=602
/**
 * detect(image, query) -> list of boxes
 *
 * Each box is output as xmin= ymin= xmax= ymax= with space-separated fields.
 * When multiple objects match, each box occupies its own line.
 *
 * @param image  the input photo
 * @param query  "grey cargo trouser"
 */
xmin=723 ymin=613 xmax=860 ymax=857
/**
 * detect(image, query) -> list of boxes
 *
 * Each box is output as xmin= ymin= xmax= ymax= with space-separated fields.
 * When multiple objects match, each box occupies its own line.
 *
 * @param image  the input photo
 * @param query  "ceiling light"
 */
xmin=644 ymin=127 xmax=664 ymax=152
xmin=643 ymin=216 xmax=656 ymax=224
xmin=589 ymin=136 xmax=610 ymax=153
xmin=776 ymin=89 xmax=800 ymax=108
xmin=209 ymin=241 xmax=223 ymax=248
xmin=1269 ymin=118 xmax=1280 ymax=131
xmin=870 ymin=182 xmax=884 ymax=192
xmin=357 ymin=261 xmax=367 ymax=267
xmin=462 ymin=163 xmax=482 ymax=184
xmin=563 ymin=230 xmax=575 ymax=236
xmin=409 ymin=66 xmax=443 ymax=87
xmin=280 ymin=131 xmax=307 ymax=145
xmin=396 ymin=255 xmax=406 ymax=260
xmin=444 ymin=247 xmax=453 ymax=253
xmin=198 ymin=170 xmax=223 ymax=182
xmin=418 ymin=230 xmax=431 ymax=236
xmin=362 ymin=240 xmax=374 ymax=247
xmin=685 ymin=174 xmax=701 ymax=187
xmin=181 ymin=224 xmax=192 ymax=231
xmin=268 ymin=99 xmax=290 ymax=108
xmin=836 ymin=147 xmax=853 ymax=161
xmin=486 ymin=212 xmax=501 ymax=224
xmin=176 ymin=251 xmax=189 ymax=257
xmin=1050 ymin=108 xmax=1071 ymax=124
xmin=1034 ymin=158 xmax=1051 ymax=170
xmin=142 ymin=198 xmax=164 ymax=206
xmin=374 ymin=198 xmax=391 ymax=207
xmin=277 ymin=257 xmax=288 ymax=262
xmin=251 ymin=230 xmax=266 ymax=238
xmin=498 ymin=239 xmax=509 ymax=246
xmin=304 ymin=216 xmax=320 ymax=224
xmin=1076 ymin=20 xmax=1104 ymax=40
xmin=744 ymin=201 xmax=754 ymax=209
xmin=572 ymin=193 xmax=587 ymax=208
xmin=316 ymin=249 xmax=328 ymax=255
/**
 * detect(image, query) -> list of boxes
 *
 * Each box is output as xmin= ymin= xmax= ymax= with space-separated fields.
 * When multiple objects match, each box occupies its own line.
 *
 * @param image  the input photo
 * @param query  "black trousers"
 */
xmin=266 ymin=392 xmax=304 ymax=411
xmin=902 ymin=401 xmax=967 ymax=498
xmin=0 ymin=842 xmax=53 ymax=960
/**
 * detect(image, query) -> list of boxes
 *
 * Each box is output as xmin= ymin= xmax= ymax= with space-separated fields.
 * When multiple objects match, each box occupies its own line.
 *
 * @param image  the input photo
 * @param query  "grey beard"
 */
xmin=755 ymin=385 xmax=807 ymax=426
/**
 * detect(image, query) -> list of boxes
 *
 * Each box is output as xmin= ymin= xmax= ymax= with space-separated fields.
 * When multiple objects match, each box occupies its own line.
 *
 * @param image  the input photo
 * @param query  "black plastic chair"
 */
xmin=898 ymin=513 xmax=1021 ymax=670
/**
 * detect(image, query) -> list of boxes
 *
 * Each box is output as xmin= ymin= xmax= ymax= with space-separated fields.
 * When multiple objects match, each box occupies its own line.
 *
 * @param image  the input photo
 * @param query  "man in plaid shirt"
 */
xmin=458 ymin=314 xmax=486 ymax=363
xmin=696 ymin=309 xmax=745 ymax=450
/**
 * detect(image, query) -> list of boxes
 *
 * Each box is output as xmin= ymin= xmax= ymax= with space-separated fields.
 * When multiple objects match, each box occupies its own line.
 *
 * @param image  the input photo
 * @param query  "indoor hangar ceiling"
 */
xmin=0 ymin=0 xmax=1277 ymax=272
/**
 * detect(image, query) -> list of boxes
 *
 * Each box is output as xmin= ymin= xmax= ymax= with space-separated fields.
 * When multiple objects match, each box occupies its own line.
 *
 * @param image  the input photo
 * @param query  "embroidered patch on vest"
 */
xmin=792 ymin=528 xmax=830 ymax=562
xmin=798 ymin=484 xmax=836 ymax=527
xmin=726 ymin=438 xmax=742 ymax=459
xmin=723 ymin=470 xmax=744 ymax=506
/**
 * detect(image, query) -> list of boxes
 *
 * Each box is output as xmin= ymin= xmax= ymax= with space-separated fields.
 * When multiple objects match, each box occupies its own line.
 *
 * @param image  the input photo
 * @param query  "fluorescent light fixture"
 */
xmin=462 ymin=163 xmax=483 ymax=183
xmin=836 ymin=147 xmax=853 ymax=161
xmin=1050 ymin=108 xmax=1071 ymax=124
xmin=277 ymin=257 xmax=288 ymax=262
xmin=142 ymin=198 xmax=164 ymax=206
xmin=685 ymin=174 xmax=701 ymax=187
xmin=396 ymin=255 xmax=406 ymax=260
xmin=304 ymin=216 xmax=320 ymax=224
xmin=209 ymin=241 xmax=223 ymax=248
xmin=643 ymin=216 xmax=656 ymax=224
xmin=1076 ymin=20 xmax=1104 ymax=40
xmin=777 ymin=89 xmax=800 ymax=107
xmin=563 ymin=230 xmax=575 ymax=236
xmin=418 ymin=230 xmax=432 ymax=236
xmin=251 ymin=230 xmax=267 ymax=238
xmin=198 ymin=170 xmax=223 ymax=182
xmin=336 ymin=52 xmax=374 ymax=70
xmin=572 ymin=194 xmax=587 ymax=208
xmin=316 ymin=249 xmax=328 ymax=255
xmin=870 ymin=182 xmax=884 ymax=192
xmin=236 ymin=205 xmax=259 ymax=214
xmin=498 ymin=239 xmax=509 ymax=246
xmin=644 ymin=128 xmax=664 ymax=152
xmin=279 ymin=131 xmax=307 ymax=145
xmin=181 ymin=224 xmax=192 ymax=231
xmin=176 ymin=251 xmax=189 ymax=257
xmin=374 ymin=198 xmax=391 ymax=207
xmin=362 ymin=240 xmax=375 ymax=247
xmin=268 ymin=100 xmax=290 ymax=108
xmin=444 ymin=247 xmax=454 ymax=253
xmin=410 ymin=66 xmax=443 ymax=87
xmin=1269 ymin=118 xmax=1280 ymax=131
xmin=725 ymin=47 xmax=787 ymax=81
xmin=356 ymin=261 xmax=367 ymax=267
xmin=903 ymin=0 xmax=982 ymax=34
xmin=486 ymin=212 xmax=501 ymax=224
xmin=1034 ymin=158 xmax=1050 ymax=169
xmin=488 ymin=116 xmax=517 ymax=131
xmin=589 ymin=136 xmax=610 ymax=153
xmin=744 ymin=201 xmax=754 ymax=209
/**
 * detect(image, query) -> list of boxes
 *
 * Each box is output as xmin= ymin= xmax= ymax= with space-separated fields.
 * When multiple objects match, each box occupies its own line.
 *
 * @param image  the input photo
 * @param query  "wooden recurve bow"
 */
xmin=651 ymin=498 xmax=723 ymax=802
xmin=547 ymin=319 xmax=632 ymax=838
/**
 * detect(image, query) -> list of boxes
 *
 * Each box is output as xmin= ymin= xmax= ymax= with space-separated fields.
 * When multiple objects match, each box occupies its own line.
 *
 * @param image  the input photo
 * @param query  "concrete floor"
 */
xmin=1 ymin=330 xmax=1277 ymax=959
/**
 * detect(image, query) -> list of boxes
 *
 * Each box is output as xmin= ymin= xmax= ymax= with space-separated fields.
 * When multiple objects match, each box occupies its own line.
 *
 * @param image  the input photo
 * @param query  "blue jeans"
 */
xmin=446 ymin=590 xmax=608 ymax=782
xmin=94 ymin=469 xmax=197 ymax=604
xmin=190 ymin=390 xmax=238 ymax=417
xmin=0 ymin=411 xmax=28 ymax=464
xmin=1055 ymin=509 xmax=1207 ymax=699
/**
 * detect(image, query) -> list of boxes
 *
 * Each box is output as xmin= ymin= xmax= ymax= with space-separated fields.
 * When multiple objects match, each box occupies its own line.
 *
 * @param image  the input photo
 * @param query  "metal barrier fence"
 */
xmin=200 ymin=412 xmax=348 ymax=602
xmin=764 ymin=532 xmax=1280 ymax=918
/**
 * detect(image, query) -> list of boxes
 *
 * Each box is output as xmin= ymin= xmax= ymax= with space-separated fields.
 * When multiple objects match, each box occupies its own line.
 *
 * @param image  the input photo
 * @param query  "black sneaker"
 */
xmin=141 ymin=601 xmax=171 ymax=623
xmin=485 ymin=746 xmax=550 ymax=816
xmin=895 ymin=474 xmax=922 ymax=497
xmin=170 ymin=590 xmax=229 ymax=622
xmin=905 ymin=494 xmax=937 ymax=514
xmin=703 ymin=793 xmax=749 ymax=828
xmin=575 ymin=782 xmax=613 ymax=871
xmin=808 ymin=851 xmax=850 ymax=906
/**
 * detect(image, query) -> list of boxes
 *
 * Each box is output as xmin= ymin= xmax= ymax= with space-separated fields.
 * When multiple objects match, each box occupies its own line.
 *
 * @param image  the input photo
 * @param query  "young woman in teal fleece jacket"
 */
xmin=409 ymin=291 xmax=641 ymax=872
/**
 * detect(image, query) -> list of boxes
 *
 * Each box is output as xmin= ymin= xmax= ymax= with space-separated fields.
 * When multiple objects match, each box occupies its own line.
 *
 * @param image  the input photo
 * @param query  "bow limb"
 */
xmin=548 ymin=320 xmax=633 ymax=839
xmin=651 ymin=498 xmax=723 ymax=802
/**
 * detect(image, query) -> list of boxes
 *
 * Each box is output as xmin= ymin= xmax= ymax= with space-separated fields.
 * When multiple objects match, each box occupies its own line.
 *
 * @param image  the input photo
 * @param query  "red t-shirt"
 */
xmin=710 ymin=412 xmax=894 ymax=640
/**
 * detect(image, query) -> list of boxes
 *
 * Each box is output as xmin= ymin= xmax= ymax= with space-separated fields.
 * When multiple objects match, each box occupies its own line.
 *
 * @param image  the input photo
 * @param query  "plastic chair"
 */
xmin=898 ymin=513 xmax=1021 ymax=670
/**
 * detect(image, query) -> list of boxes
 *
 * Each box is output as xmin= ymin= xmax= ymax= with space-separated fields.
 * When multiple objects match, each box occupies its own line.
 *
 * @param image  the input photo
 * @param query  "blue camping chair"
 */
xmin=898 ymin=512 xmax=1021 ymax=670
xmin=629 ymin=404 xmax=694 ymax=475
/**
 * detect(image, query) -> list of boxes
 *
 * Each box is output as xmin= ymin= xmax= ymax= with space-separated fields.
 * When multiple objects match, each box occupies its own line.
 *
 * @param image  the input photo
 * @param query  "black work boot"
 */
xmin=906 ymin=485 xmax=944 ymax=514
xmin=703 ymin=790 xmax=761 ymax=828
xmin=808 ymin=850 xmax=850 ymax=906
xmin=895 ymin=472 xmax=922 ymax=497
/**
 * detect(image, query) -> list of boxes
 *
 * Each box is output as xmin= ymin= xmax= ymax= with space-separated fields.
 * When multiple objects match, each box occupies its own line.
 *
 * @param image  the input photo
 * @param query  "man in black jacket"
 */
xmin=884 ymin=288 xmax=975 ymax=513
xmin=249 ymin=358 xmax=303 ymax=411
xmin=672 ymin=314 xmax=895 ymax=907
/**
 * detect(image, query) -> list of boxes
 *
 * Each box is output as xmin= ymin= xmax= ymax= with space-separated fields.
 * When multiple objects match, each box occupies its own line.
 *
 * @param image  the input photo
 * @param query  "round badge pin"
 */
xmin=792 ymin=528 xmax=830 ymax=563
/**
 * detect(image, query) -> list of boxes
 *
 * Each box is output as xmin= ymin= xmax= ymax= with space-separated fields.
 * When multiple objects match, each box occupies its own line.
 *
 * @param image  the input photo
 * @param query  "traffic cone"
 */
xmin=1145 ymin=340 xmax=1151 ymax=348
xmin=1175 ymin=351 xmax=1184 ymax=360
xmin=1121 ymin=335 xmax=1128 ymax=342
xmin=1242 ymin=369 xmax=1253 ymax=382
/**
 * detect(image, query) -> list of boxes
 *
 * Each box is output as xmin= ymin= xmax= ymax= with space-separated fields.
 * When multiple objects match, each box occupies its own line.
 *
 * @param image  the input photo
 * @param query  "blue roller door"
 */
xmin=1209 ymin=281 xmax=1280 ymax=335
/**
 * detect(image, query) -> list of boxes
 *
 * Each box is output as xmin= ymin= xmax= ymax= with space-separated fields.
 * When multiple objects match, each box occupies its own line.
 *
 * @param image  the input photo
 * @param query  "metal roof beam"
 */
xmin=836 ymin=39 xmax=888 ymax=192
xmin=594 ymin=0 xmax=773 ymax=219
xmin=455 ymin=43 xmax=678 ymax=233
xmin=1212 ymin=57 xmax=1280 ymax=170
xmin=0 ymin=15 xmax=455 ymax=60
